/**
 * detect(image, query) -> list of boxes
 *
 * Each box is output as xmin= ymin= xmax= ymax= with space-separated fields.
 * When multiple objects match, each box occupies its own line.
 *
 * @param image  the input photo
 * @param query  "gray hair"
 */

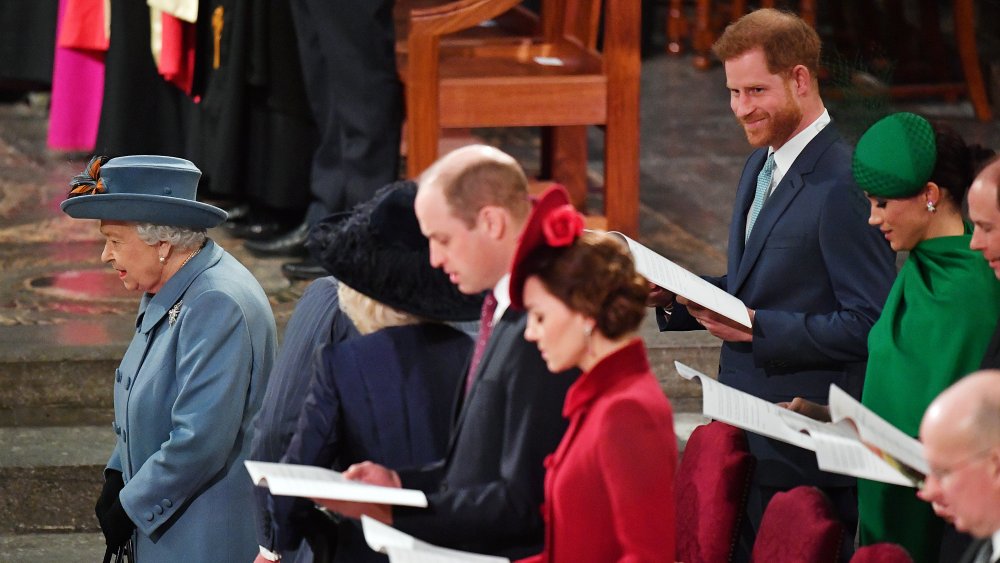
xmin=134 ymin=223 xmax=207 ymax=251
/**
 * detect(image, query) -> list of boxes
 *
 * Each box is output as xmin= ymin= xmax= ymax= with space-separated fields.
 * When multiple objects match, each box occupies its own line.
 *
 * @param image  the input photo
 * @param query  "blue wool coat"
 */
xmin=107 ymin=240 xmax=277 ymax=562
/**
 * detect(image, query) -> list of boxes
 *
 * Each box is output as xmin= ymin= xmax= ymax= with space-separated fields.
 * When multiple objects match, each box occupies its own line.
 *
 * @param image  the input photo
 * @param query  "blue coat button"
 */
xmin=124 ymin=377 xmax=131 ymax=390
xmin=145 ymin=512 xmax=154 ymax=522
xmin=116 ymin=370 xmax=122 ymax=383
xmin=162 ymin=499 xmax=173 ymax=508
xmin=154 ymin=505 xmax=164 ymax=515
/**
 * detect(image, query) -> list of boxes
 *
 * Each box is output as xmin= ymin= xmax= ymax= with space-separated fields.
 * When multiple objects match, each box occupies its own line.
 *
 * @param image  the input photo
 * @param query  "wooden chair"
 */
xmin=397 ymin=0 xmax=641 ymax=235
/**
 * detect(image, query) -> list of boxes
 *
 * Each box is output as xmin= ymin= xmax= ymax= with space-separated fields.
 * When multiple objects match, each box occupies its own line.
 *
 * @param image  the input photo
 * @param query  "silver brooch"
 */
xmin=168 ymin=301 xmax=183 ymax=326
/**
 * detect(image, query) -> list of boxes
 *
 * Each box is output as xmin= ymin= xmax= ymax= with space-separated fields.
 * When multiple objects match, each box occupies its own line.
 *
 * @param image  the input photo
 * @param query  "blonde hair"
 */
xmin=337 ymin=283 xmax=424 ymax=335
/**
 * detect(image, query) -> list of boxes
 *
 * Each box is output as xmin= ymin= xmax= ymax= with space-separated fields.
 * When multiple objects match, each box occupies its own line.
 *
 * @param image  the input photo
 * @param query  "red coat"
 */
xmin=520 ymin=339 xmax=677 ymax=563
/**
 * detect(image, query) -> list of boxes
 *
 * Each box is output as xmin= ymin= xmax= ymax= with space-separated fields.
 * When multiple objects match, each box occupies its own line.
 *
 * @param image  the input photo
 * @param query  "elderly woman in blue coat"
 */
xmin=61 ymin=155 xmax=277 ymax=562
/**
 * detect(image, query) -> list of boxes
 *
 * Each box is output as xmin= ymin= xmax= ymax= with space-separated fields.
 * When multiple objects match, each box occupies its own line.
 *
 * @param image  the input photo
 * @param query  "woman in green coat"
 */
xmin=852 ymin=113 xmax=999 ymax=562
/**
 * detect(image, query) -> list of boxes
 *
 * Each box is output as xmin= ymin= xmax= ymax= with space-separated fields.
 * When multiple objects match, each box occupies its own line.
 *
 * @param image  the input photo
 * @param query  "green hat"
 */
xmin=852 ymin=112 xmax=937 ymax=198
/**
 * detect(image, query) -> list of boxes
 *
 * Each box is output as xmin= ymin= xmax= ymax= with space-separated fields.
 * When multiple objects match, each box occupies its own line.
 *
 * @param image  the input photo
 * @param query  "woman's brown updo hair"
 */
xmin=521 ymin=231 xmax=648 ymax=338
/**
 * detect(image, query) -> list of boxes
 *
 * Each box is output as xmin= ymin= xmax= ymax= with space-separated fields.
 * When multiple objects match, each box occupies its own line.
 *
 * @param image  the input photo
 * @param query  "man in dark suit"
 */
xmin=648 ymin=8 xmax=896 ymax=556
xmin=969 ymin=157 xmax=1000 ymax=369
xmin=312 ymin=145 xmax=577 ymax=559
xmin=919 ymin=371 xmax=1000 ymax=563
xmin=245 ymin=0 xmax=403 ymax=282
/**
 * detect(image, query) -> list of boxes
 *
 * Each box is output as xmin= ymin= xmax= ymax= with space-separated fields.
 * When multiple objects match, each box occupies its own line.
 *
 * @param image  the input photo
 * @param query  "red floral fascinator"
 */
xmin=509 ymin=184 xmax=585 ymax=310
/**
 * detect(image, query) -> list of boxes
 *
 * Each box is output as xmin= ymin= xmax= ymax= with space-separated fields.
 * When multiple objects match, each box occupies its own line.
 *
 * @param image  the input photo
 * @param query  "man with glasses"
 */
xmin=918 ymin=371 xmax=1000 ymax=563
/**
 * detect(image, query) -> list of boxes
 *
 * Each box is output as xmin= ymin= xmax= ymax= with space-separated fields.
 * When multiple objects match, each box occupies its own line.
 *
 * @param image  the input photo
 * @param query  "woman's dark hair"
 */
xmin=930 ymin=122 xmax=996 ymax=203
xmin=521 ymin=232 xmax=648 ymax=338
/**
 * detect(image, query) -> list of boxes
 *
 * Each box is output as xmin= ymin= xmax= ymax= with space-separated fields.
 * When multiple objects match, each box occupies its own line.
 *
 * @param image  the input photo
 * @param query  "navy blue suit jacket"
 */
xmin=661 ymin=124 xmax=896 ymax=487
xmin=276 ymin=323 xmax=473 ymax=562
xmin=250 ymin=277 xmax=359 ymax=560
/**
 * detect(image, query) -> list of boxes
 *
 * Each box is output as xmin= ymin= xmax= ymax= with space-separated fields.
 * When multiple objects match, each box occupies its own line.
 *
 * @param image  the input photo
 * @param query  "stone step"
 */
xmin=0 ymin=310 xmax=718 ymax=427
xmin=0 ymin=321 xmax=127 ymax=427
xmin=0 ymin=426 xmax=111 ymax=533
xmin=0 ymin=415 xmax=711 ymax=536
xmin=0 ymin=532 xmax=106 ymax=563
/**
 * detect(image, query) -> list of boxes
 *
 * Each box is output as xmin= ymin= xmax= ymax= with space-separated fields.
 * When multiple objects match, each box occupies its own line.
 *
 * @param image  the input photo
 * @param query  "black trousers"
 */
xmin=289 ymin=0 xmax=402 ymax=222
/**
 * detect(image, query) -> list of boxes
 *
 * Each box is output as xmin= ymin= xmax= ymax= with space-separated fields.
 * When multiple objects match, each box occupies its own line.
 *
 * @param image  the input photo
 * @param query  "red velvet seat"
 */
xmin=675 ymin=421 xmax=755 ymax=563
xmin=850 ymin=543 xmax=914 ymax=563
xmin=750 ymin=486 xmax=843 ymax=563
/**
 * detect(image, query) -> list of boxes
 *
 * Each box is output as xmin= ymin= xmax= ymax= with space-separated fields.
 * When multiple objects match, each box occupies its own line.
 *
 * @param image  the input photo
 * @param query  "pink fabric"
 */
xmin=675 ymin=421 xmax=754 ymax=563
xmin=851 ymin=543 xmax=915 ymax=563
xmin=751 ymin=486 xmax=843 ymax=563
xmin=465 ymin=292 xmax=498 ymax=395
xmin=47 ymin=0 xmax=105 ymax=152
xmin=158 ymin=12 xmax=196 ymax=95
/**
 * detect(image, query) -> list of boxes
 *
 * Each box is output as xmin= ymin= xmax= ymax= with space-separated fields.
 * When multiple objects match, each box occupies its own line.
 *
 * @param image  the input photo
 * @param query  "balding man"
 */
xmin=918 ymin=370 xmax=1000 ymax=563
xmin=309 ymin=145 xmax=577 ymax=559
xmin=969 ymin=156 xmax=1000 ymax=368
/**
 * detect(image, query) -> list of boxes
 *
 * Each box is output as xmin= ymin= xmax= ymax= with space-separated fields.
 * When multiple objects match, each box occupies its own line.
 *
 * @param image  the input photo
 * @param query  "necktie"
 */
xmin=465 ymin=293 xmax=498 ymax=396
xmin=974 ymin=540 xmax=993 ymax=563
xmin=746 ymin=152 xmax=776 ymax=241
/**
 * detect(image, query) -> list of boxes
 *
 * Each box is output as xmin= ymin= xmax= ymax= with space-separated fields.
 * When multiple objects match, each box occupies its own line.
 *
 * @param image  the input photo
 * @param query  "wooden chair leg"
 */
xmin=542 ymin=126 xmax=589 ymax=210
xmin=693 ymin=0 xmax=714 ymax=70
xmin=954 ymin=0 xmax=993 ymax=121
xmin=667 ymin=0 xmax=689 ymax=55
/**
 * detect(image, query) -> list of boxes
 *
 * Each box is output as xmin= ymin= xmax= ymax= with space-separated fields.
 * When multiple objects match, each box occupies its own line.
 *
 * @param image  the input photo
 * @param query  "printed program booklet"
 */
xmin=675 ymin=361 xmax=928 ymax=487
xmin=605 ymin=231 xmax=752 ymax=328
xmin=361 ymin=516 xmax=510 ymax=562
xmin=245 ymin=461 xmax=428 ymax=507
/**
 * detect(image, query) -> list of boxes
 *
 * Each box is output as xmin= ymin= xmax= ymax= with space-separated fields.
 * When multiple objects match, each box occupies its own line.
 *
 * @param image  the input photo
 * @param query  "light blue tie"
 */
xmin=746 ymin=152 xmax=776 ymax=242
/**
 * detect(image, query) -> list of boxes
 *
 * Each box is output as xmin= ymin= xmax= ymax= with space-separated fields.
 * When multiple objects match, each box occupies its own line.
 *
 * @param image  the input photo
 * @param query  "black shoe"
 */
xmin=244 ymin=221 xmax=311 ymax=257
xmin=281 ymin=258 xmax=328 ymax=281
xmin=223 ymin=217 xmax=297 ymax=241
xmin=221 ymin=202 xmax=251 ymax=221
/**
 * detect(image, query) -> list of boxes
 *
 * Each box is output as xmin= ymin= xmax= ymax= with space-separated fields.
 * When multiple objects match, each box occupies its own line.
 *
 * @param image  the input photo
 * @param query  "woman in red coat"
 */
xmin=509 ymin=185 xmax=678 ymax=563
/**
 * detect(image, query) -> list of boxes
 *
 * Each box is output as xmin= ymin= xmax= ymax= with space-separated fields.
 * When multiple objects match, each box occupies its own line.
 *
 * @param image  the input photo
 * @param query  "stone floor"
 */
xmin=0 ymin=51 xmax=996 ymax=560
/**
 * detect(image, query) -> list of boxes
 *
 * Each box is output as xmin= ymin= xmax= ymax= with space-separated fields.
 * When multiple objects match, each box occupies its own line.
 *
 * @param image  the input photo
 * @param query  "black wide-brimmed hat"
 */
xmin=60 ymin=155 xmax=227 ymax=228
xmin=306 ymin=180 xmax=484 ymax=322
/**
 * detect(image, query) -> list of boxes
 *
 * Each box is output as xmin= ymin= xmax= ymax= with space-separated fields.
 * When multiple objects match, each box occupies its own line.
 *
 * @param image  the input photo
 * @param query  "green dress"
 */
xmin=859 ymin=228 xmax=1000 ymax=563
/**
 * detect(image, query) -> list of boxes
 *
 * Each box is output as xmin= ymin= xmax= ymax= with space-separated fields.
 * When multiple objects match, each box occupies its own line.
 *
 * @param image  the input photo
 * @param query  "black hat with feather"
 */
xmin=306 ymin=180 xmax=484 ymax=322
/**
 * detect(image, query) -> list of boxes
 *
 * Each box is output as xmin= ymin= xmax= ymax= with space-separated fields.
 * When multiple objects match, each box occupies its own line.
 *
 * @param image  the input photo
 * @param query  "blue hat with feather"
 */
xmin=60 ymin=155 xmax=227 ymax=228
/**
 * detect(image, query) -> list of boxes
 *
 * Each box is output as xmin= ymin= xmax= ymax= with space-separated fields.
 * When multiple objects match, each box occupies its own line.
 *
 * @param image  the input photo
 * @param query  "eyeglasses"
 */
xmin=926 ymin=446 xmax=996 ymax=483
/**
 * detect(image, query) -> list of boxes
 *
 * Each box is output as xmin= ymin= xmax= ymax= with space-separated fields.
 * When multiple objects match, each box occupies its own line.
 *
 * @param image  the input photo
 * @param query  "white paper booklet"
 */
xmin=362 ymin=516 xmax=510 ymax=563
xmin=605 ymin=231 xmax=752 ymax=328
xmin=674 ymin=361 xmax=926 ymax=487
xmin=244 ymin=461 xmax=428 ymax=507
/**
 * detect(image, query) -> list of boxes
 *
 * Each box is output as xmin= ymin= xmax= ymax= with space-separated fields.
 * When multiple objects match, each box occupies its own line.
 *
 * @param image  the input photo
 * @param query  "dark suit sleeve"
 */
xmin=267 ymin=344 xmax=346 ymax=552
xmin=655 ymin=274 xmax=726 ymax=332
xmin=248 ymin=277 xmax=357 ymax=551
xmin=751 ymin=178 xmax=894 ymax=367
xmin=393 ymin=334 xmax=572 ymax=551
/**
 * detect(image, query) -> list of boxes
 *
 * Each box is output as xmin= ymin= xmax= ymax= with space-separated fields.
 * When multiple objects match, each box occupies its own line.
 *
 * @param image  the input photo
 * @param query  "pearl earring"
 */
xmin=926 ymin=201 xmax=937 ymax=213
xmin=159 ymin=255 xmax=166 ymax=264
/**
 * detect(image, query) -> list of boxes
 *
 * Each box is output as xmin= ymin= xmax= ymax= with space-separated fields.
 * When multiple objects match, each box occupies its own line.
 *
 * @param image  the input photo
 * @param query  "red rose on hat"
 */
xmin=542 ymin=205 xmax=584 ymax=247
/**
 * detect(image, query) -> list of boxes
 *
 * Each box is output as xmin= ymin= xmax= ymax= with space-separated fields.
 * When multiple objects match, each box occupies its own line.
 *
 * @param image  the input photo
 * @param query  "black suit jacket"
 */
xmin=980 ymin=319 xmax=1000 ymax=369
xmin=958 ymin=538 xmax=994 ymax=563
xmin=394 ymin=308 xmax=578 ymax=559
xmin=661 ymin=124 xmax=896 ymax=488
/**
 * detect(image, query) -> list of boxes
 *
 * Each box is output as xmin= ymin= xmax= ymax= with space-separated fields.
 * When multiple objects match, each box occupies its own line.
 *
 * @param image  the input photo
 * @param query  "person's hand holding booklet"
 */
xmin=675 ymin=361 xmax=928 ymax=487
